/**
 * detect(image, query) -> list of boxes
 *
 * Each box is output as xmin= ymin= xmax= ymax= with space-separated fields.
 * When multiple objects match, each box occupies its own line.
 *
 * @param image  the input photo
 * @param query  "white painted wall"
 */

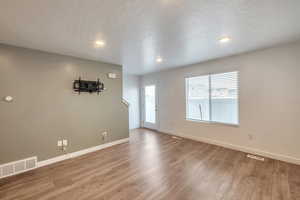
xmin=141 ymin=41 xmax=300 ymax=164
xmin=123 ymin=74 xmax=140 ymax=129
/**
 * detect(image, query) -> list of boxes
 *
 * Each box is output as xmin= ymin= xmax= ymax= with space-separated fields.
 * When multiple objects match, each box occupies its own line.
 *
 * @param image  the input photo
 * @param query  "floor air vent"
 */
xmin=0 ymin=157 xmax=37 ymax=179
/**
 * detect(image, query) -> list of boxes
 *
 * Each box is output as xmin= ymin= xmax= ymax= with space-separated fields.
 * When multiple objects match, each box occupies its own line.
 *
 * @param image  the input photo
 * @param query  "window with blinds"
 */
xmin=186 ymin=71 xmax=239 ymax=125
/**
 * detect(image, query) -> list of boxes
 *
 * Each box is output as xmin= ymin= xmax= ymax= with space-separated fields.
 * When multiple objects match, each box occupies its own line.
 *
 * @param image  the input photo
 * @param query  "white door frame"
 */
xmin=141 ymin=84 xmax=158 ymax=130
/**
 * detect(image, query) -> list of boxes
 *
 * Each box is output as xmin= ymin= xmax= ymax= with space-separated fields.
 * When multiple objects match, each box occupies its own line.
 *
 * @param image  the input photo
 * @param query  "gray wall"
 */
xmin=0 ymin=44 xmax=129 ymax=165
xmin=123 ymin=74 xmax=140 ymax=129
xmin=141 ymin=41 xmax=300 ymax=163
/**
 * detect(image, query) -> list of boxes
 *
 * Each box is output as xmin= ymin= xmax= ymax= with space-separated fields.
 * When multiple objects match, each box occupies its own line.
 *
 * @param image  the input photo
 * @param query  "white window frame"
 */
xmin=185 ymin=71 xmax=239 ymax=126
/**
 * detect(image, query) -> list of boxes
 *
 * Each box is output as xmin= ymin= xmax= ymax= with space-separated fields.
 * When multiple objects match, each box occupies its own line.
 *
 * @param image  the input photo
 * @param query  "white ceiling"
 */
xmin=1 ymin=0 xmax=300 ymax=75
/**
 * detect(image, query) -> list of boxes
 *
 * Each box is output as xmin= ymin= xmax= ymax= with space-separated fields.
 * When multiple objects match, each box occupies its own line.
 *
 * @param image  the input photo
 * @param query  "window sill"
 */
xmin=186 ymin=118 xmax=240 ymax=127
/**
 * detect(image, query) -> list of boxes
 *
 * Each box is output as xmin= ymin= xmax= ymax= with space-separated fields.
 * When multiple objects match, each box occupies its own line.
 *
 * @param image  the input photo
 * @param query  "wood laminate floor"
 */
xmin=1 ymin=128 xmax=300 ymax=200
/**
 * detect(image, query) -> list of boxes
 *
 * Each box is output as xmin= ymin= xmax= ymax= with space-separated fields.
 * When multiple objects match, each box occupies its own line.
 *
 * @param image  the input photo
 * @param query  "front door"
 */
xmin=143 ymin=85 xmax=157 ymax=130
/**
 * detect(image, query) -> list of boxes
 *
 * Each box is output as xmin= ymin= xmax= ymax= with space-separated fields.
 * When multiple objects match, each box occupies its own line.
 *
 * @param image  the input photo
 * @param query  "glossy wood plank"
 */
xmin=0 ymin=128 xmax=299 ymax=200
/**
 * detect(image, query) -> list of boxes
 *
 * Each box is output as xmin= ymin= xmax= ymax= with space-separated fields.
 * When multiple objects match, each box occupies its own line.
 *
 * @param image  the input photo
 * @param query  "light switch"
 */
xmin=57 ymin=140 xmax=63 ymax=147
xmin=63 ymin=139 xmax=68 ymax=146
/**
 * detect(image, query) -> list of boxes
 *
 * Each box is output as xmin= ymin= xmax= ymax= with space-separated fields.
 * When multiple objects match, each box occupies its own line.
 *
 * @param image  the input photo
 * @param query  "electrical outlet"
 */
xmin=57 ymin=140 xmax=63 ymax=147
xmin=248 ymin=134 xmax=254 ymax=140
xmin=102 ymin=131 xmax=108 ymax=136
xmin=62 ymin=146 xmax=67 ymax=151
xmin=102 ymin=131 xmax=108 ymax=140
xmin=63 ymin=139 xmax=68 ymax=146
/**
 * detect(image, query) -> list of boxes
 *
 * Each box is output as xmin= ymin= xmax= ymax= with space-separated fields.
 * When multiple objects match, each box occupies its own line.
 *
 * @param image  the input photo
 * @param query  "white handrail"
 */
xmin=122 ymin=98 xmax=130 ymax=107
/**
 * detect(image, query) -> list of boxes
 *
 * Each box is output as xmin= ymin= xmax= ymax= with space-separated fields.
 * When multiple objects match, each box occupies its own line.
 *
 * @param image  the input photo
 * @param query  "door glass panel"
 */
xmin=145 ymin=85 xmax=156 ymax=123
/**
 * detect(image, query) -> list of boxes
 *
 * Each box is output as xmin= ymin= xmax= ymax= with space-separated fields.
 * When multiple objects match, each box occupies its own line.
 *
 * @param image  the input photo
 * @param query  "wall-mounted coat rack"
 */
xmin=73 ymin=77 xmax=104 ymax=95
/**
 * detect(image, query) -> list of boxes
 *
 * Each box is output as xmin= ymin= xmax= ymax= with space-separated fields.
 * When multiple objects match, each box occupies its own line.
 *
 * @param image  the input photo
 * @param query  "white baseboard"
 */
xmin=37 ymin=138 xmax=129 ymax=168
xmin=159 ymin=130 xmax=300 ymax=165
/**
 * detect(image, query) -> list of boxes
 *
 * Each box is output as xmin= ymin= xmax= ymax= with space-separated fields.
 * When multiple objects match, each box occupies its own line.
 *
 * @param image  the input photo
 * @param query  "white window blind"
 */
xmin=186 ymin=71 xmax=239 ymax=125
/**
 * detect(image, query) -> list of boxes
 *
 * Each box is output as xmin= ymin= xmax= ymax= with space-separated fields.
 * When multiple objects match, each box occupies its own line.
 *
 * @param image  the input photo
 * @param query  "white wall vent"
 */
xmin=0 ymin=157 xmax=37 ymax=179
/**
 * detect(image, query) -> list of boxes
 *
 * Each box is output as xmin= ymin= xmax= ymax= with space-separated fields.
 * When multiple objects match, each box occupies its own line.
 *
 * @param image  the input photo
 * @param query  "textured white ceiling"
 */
xmin=1 ymin=0 xmax=300 ymax=75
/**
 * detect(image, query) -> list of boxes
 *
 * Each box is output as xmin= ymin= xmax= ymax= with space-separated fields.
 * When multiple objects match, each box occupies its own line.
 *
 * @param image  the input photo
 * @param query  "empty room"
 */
xmin=1 ymin=0 xmax=300 ymax=199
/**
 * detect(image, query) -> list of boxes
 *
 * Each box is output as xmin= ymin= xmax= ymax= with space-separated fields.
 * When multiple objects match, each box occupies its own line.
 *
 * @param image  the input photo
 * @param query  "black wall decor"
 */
xmin=73 ymin=77 xmax=104 ymax=95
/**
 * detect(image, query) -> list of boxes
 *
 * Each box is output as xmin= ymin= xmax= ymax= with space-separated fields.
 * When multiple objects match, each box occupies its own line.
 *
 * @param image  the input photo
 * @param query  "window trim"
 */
xmin=185 ymin=71 xmax=240 ymax=126
xmin=185 ymin=118 xmax=240 ymax=127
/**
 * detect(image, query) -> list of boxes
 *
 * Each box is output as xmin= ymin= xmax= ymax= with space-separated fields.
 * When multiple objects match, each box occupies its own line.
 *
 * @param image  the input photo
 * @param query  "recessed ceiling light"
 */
xmin=156 ymin=57 xmax=163 ymax=63
xmin=219 ymin=37 xmax=231 ymax=43
xmin=95 ymin=40 xmax=106 ymax=47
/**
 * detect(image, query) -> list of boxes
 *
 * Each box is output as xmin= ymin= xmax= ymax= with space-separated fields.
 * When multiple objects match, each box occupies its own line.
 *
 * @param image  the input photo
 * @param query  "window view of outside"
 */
xmin=186 ymin=71 xmax=238 ymax=125
xmin=211 ymin=72 xmax=238 ymax=124
xmin=145 ymin=85 xmax=156 ymax=123
xmin=186 ymin=76 xmax=210 ymax=121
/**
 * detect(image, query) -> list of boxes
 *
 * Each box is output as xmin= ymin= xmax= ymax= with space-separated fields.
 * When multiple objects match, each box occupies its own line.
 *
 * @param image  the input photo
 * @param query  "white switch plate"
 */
xmin=57 ymin=140 xmax=63 ymax=147
xmin=63 ymin=139 xmax=68 ymax=146
xmin=3 ymin=96 xmax=13 ymax=103
xmin=107 ymin=73 xmax=117 ymax=79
